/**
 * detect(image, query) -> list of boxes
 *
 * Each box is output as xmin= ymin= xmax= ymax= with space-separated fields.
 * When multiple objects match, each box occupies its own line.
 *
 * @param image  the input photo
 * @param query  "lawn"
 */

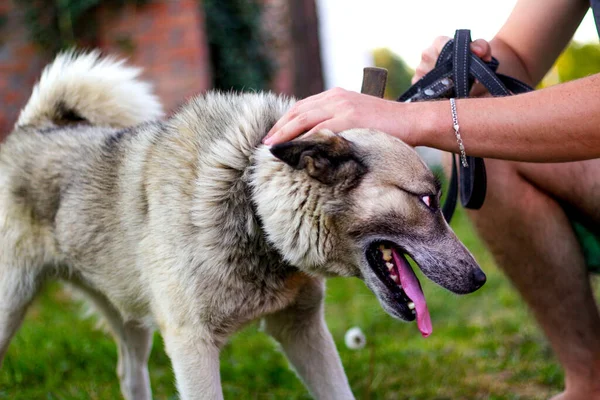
xmin=1 ymin=206 xmax=598 ymax=399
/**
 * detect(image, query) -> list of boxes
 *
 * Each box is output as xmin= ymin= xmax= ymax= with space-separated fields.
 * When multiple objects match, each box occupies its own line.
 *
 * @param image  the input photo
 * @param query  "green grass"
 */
xmin=1 ymin=207 xmax=598 ymax=399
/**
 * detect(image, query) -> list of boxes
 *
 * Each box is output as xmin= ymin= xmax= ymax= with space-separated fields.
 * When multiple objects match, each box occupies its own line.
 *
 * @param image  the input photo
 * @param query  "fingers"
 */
xmin=264 ymin=88 xmax=389 ymax=145
xmin=266 ymin=91 xmax=330 ymax=138
xmin=412 ymin=36 xmax=493 ymax=83
xmin=265 ymin=87 xmax=354 ymax=145
xmin=432 ymin=35 xmax=452 ymax=50
xmin=264 ymin=108 xmax=330 ymax=145
xmin=412 ymin=36 xmax=451 ymax=83
xmin=471 ymin=39 xmax=492 ymax=62
xmin=302 ymin=119 xmax=353 ymax=142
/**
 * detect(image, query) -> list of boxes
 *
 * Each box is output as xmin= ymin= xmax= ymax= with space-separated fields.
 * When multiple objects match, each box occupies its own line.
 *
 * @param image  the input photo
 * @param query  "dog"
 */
xmin=0 ymin=52 xmax=486 ymax=400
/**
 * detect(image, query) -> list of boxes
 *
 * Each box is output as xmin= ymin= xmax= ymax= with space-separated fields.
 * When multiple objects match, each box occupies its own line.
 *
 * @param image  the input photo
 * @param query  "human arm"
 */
xmin=489 ymin=0 xmax=589 ymax=85
xmin=264 ymin=0 xmax=600 ymax=162
xmin=265 ymin=76 xmax=600 ymax=162
xmin=412 ymin=0 xmax=589 ymax=85
xmin=412 ymin=0 xmax=588 ymax=93
xmin=403 ymin=74 xmax=600 ymax=162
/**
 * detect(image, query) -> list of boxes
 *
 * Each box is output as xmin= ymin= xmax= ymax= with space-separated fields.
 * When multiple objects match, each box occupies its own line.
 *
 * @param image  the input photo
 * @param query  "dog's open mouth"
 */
xmin=366 ymin=241 xmax=432 ymax=337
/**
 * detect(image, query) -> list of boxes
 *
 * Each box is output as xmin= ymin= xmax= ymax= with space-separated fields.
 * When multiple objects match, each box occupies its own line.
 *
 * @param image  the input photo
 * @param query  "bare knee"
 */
xmin=465 ymin=158 xmax=534 ymax=223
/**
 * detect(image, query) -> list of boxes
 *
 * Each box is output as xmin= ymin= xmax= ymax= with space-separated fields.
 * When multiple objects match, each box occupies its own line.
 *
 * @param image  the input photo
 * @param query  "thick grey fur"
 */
xmin=0 ymin=52 xmax=484 ymax=399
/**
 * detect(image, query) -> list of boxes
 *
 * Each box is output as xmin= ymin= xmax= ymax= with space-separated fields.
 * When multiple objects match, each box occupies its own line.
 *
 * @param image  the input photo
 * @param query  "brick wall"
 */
xmin=0 ymin=0 xmax=323 ymax=140
xmin=96 ymin=0 xmax=211 ymax=113
xmin=0 ymin=1 xmax=49 ymax=139
xmin=0 ymin=0 xmax=211 ymax=140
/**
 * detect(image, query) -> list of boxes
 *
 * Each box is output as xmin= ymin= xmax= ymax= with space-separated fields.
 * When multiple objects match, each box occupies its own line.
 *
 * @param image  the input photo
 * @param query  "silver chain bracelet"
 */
xmin=449 ymin=98 xmax=468 ymax=168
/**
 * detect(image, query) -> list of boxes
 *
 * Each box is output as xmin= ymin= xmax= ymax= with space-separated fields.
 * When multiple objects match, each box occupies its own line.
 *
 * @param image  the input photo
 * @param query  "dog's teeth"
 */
xmin=391 ymin=275 xmax=399 ymax=283
xmin=382 ymin=249 xmax=392 ymax=261
xmin=379 ymin=244 xmax=385 ymax=251
xmin=408 ymin=302 xmax=415 ymax=310
xmin=386 ymin=262 xmax=394 ymax=271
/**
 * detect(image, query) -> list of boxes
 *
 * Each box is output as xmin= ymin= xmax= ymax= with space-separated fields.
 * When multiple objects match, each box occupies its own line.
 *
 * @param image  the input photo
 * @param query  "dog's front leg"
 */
xmin=162 ymin=326 xmax=223 ymax=400
xmin=263 ymin=277 xmax=354 ymax=400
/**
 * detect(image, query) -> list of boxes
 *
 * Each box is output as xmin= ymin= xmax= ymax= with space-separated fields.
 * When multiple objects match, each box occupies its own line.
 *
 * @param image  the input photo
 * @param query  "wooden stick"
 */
xmin=360 ymin=67 xmax=388 ymax=98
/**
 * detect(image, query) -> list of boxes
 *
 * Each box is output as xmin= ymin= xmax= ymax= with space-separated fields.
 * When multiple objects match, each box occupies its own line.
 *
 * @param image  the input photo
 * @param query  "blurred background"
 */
xmin=1 ymin=1 xmax=600 ymax=399
xmin=1 ymin=0 xmax=599 ymax=134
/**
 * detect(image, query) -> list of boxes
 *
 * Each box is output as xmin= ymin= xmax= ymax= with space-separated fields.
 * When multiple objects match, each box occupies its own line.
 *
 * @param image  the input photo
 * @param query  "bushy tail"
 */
xmin=16 ymin=50 xmax=164 ymax=130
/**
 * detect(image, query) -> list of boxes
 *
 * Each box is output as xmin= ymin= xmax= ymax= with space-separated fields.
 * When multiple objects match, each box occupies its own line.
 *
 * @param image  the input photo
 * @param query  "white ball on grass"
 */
xmin=344 ymin=327 xmax=366 ymax=350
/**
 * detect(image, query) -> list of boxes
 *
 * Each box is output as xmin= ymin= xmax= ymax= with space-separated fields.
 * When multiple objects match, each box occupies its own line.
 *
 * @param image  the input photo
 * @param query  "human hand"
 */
xmin=264 ymin=87 xmax=402 ymax=145
xmin=412 ymin=36 xmax=493 ymax=96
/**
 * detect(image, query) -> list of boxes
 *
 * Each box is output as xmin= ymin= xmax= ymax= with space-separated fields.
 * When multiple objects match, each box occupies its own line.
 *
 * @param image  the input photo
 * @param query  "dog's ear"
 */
xmin=270 ymin=130 xmax=367 ymax=185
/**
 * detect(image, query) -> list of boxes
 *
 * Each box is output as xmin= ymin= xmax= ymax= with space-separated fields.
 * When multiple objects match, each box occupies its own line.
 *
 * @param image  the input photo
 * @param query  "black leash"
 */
xmin=398 ymin=29 xmax=533 ymax=223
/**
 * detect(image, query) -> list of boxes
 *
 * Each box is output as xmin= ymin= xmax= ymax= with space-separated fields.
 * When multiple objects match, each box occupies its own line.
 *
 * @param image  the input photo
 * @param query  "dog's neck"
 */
xmin=249 ymin=146 xmax=337 ymax=271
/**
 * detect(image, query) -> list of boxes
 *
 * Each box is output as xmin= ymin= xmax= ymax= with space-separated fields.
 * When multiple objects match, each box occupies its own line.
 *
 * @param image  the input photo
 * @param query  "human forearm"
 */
xmin=266 ymin=75 xmax=600 ymax=162
xmin=491 ymin=0 xmax=589 ymax=85
xmin=410 ymin=73 xmax=600 ymax=162
xmin=265 ymin=0 xmax=597 ymax=162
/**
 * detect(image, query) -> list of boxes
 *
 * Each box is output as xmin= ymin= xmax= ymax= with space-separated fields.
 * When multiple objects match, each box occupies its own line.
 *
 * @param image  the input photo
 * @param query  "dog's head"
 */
xmin=254 ymin=129 xmax=485 ymax=337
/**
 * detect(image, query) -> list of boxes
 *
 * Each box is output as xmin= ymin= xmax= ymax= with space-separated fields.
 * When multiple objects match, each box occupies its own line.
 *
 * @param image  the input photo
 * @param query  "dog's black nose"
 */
xmin=471 ymin=268 xmax=487 ymax=289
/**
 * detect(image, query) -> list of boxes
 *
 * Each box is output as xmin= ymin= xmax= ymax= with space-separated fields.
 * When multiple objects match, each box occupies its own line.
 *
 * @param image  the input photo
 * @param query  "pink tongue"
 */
xmin=392 ymin=250 xmax=432 ymax=337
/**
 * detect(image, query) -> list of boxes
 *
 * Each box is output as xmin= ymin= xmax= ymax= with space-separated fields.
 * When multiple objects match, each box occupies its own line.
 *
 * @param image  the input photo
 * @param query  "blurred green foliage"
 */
xmin=372 ymin=48 xmax=414 ymax=100
xmin=540 ymin=41 xmax=600 ymax=87
xmin=15 ymin=0 xmax=147 ymax=54
xmin=557 ymin=41 xmax=600 ymax=81
xmin=19 ymin=0 xmax=94 ymax=52
xmin=202 ymin=0 xmax=274 ymax=91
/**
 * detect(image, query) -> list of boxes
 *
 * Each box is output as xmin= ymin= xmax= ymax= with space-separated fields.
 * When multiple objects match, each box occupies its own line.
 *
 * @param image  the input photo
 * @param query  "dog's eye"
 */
xmin=420 ymin=195 xmax=432 ymax=208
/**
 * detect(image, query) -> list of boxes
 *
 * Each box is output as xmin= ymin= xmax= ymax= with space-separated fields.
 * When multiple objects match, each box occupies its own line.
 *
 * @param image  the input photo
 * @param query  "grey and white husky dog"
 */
xmin=0 ymin=52 xmax=485 ymax=399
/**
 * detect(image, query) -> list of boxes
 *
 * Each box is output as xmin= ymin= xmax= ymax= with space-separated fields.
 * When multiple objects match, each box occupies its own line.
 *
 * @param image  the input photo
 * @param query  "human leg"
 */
xmin=465 ymin=158 xmax=600 ymax=399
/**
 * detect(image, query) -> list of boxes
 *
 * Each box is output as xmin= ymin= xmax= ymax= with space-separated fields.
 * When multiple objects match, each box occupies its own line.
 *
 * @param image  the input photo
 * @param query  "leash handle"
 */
xmin=453 ymin=29 xmax=472 ymax=99
xmin=397 ymin=29 xmax=533 ymax=223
